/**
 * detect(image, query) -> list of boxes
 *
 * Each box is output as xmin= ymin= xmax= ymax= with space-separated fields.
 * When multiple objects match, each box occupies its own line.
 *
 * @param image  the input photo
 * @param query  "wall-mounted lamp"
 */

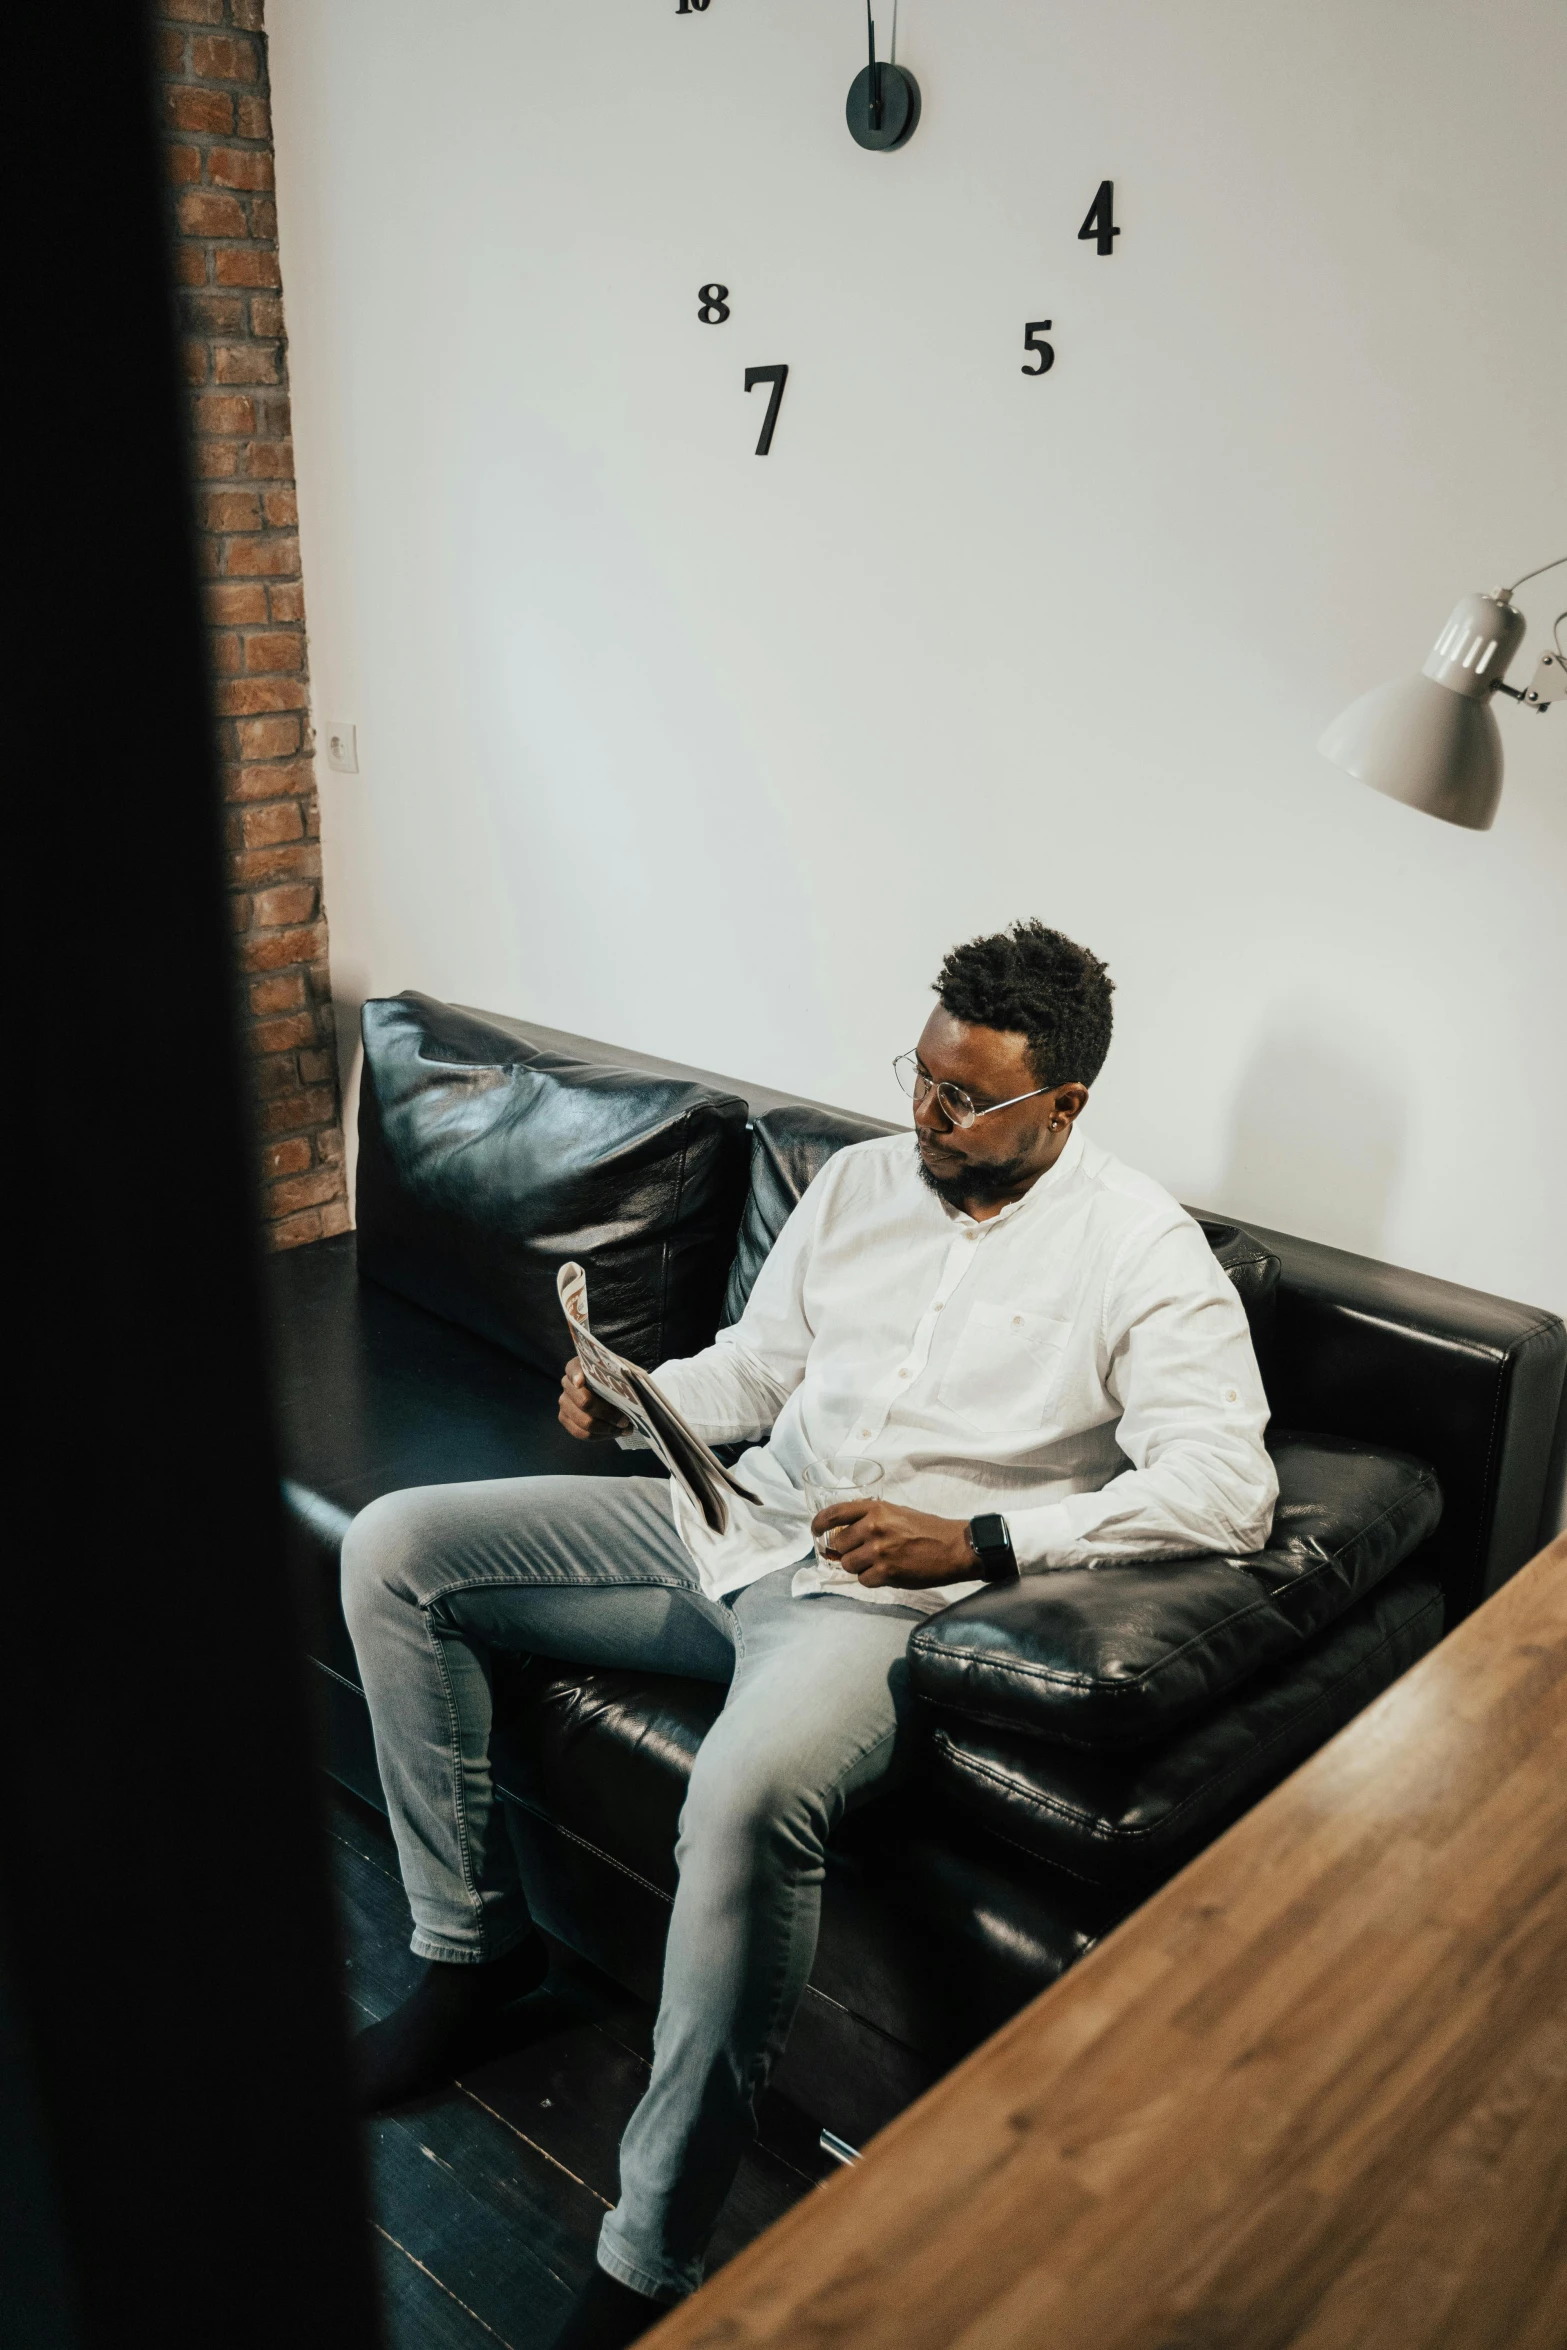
xmin=1319 ymin=555 xmax=1565 ymax=830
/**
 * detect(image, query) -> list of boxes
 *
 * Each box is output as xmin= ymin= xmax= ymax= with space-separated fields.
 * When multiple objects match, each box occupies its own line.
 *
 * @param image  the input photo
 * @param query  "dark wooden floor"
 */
xmin=329 ymin=1793 xmax=833 ymax=2349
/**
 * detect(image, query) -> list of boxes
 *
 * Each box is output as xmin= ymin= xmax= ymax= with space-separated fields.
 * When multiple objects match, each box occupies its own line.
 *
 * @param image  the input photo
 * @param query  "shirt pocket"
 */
xmin=936 ymin=1301 xmax=1075 ymax=1435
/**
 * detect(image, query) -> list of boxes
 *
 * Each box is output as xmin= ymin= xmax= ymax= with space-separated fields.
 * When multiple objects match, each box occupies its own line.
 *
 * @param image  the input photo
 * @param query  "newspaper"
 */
xmin=557 ymin=1262 xmax=761 ymax=1536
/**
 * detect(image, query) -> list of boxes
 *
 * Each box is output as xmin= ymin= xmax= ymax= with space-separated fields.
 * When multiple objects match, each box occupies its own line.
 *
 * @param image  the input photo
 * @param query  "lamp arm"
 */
xmin=1490 ymin=577 xmax=1567 ymax=713
xmin=1493 ymin=649 xmax=1566 ymax=712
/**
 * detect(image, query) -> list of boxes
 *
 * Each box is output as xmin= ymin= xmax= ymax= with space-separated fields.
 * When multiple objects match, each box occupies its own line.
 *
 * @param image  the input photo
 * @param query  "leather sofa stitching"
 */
xmin=912 ymin=1589 xmax=1277 ymax=1697
xmin=498 ymin=1790 xmax=675 ymax=1906
xmin=913 ymin=1474 xmax=1437 ymax=1704
xmin=931 ymin=1587 xmax=1443 ymax=1852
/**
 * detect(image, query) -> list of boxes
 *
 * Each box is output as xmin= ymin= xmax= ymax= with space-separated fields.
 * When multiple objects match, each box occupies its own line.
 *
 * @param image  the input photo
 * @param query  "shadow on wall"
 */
xmin=1216 ymin=1019 xmax=1408 ymax=1261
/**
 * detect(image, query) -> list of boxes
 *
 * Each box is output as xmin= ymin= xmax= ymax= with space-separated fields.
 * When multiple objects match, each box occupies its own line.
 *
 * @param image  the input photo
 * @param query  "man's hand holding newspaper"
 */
xmin=556 ymin=1263 xmax=760 ymax=1537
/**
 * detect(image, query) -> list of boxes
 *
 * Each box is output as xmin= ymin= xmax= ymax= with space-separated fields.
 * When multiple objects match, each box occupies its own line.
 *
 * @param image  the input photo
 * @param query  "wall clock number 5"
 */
xmin=1021 ymin=322 xmax=1054 ymax=376
xmin=1078 ymin=180 xmax=1119 ymax=255
xmin=744 ymin=365 xmax=788 ymax=454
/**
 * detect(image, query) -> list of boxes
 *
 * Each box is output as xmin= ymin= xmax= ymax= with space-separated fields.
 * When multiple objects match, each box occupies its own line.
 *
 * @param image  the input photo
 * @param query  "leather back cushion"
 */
xmin=1198 ymin=1221 xmax=1280 ymax=1372
xmin=356 ymin=993 xmax=750 ymax=1377
xmin=908 ymin=1432 xmax=1442 ymax=1749
xmin=723 ymin=1100 xmax=893 ymax=1324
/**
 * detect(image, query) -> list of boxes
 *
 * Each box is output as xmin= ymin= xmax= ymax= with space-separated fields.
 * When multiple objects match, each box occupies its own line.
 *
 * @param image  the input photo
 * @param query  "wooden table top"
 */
xmin=652 ymin=1535 xmax=1567 ymax=2350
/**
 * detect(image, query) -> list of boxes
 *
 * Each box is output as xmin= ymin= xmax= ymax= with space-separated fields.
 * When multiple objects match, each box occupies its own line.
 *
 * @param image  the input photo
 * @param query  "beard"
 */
xmin=915 ymin=1138 xmax=1038 ymax=1211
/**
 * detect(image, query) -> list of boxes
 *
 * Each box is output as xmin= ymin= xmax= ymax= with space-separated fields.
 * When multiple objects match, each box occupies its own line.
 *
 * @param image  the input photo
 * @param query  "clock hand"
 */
xmin=867 ymin=1 xmax=882 ymax=130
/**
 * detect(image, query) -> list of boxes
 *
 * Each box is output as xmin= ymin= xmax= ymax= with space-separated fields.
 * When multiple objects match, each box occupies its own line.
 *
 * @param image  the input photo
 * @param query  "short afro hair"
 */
xmin=935 ymin=919 xmax=1114 ymax=1089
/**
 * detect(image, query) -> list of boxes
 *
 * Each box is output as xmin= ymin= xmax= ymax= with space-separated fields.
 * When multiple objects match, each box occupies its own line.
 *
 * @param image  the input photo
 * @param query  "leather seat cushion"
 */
xmin=924 ymin=1564 xmax=1442 ymax=1886
xmin=355 ymin=993 xmax=750 ymax=1376
xmin=908 ymin=1432 xmax=1442 ymax=1749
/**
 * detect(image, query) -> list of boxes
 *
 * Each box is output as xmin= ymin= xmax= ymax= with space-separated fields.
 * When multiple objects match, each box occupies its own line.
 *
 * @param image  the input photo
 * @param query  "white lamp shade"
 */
xmin=1319 ymin=592 xmax=1529 ymax=831
xmin=1318 ymin=670 xmax=1504 ymax=831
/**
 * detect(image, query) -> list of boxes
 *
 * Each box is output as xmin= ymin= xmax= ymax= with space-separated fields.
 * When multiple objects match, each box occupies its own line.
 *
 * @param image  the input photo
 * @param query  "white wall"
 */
xmin=268 ymin=0 xmax=1567 ymax=1314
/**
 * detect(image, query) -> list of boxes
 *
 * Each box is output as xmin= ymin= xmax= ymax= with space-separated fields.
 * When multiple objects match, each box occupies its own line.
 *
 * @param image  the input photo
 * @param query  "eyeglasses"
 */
xmin=893 ymin=1051 xmax=1052 ymax=1131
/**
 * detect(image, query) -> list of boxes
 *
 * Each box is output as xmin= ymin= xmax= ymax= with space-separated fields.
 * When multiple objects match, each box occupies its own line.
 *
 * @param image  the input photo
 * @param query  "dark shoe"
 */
xmin=352 ymin=1930 xmax=550 ymax=2114
xmin=551 ymin=2268 xmax=670 ymax=2350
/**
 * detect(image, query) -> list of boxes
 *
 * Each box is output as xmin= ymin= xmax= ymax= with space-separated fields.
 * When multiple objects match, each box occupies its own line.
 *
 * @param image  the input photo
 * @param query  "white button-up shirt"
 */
xmin=649 ymin=1124 xmax=1278 ymax=1609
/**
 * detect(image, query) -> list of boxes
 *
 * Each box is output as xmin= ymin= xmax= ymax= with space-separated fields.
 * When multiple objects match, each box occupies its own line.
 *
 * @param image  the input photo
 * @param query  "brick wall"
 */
xmin=156 ymin=0 xmax=350 ymax=1249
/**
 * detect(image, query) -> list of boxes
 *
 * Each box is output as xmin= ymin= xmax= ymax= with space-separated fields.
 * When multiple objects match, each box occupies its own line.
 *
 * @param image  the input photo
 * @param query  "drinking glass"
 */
xmin=800 ymin=1459 xmax=884 ymax=1565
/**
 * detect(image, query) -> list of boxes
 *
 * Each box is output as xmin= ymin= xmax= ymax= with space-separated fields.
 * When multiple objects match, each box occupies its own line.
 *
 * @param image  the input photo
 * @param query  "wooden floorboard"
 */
xmin=373 ymin=2222 xmax=517 ymax=2350
xmin=326 ymin=1792 xmax=822 ymax=2348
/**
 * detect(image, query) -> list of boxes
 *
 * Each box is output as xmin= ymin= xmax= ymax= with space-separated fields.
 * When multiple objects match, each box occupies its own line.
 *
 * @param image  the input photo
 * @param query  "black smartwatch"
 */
xmin=965 ymin=1513 xmax=1017 ymax=1582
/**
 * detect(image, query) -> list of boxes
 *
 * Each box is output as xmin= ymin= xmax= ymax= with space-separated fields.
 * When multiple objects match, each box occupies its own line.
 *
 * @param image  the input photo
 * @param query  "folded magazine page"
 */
xmin=557 ymin=1262 xmax=761 ymax=1536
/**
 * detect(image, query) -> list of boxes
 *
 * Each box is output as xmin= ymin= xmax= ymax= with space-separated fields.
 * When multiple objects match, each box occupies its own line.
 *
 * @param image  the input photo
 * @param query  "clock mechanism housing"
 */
xmin=846 ymin=10 xmax=919 ymax=152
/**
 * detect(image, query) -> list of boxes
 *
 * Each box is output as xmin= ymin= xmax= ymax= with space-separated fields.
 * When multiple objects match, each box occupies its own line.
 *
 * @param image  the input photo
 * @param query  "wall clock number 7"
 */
xmin=744 ymin=366 xmax=788 ymax=455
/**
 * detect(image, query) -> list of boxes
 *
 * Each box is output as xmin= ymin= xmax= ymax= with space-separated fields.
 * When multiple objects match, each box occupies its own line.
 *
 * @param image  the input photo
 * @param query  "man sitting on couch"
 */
xmin=342 ymin=918 xmax=1277 ymax=2349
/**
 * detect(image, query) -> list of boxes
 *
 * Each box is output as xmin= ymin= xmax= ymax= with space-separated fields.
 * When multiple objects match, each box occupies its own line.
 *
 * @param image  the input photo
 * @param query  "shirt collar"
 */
xmin=933 ymin=1119 xmax=1085 ymax=1232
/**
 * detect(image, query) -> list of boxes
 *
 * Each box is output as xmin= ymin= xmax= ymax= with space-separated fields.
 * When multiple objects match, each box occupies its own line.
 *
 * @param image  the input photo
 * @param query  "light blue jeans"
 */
xmin=340 ymin=1473 xmax=922 ymax=2302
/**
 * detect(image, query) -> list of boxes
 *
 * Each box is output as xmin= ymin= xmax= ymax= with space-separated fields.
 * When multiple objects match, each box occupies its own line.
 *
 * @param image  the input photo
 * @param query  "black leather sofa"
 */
xmin=270 ymin=995 xmax=1567 ymax=2151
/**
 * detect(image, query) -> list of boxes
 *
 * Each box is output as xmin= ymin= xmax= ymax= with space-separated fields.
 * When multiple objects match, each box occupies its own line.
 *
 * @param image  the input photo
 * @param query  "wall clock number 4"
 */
xmin=1078 ymin=180 xmax=1119 ymax=255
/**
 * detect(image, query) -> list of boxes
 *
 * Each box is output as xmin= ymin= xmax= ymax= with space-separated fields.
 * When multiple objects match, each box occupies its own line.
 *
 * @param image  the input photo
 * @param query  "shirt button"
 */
xmin=1012 ymin=1314 xmax=1023 ymax=1326
xmin=898 ymin=1367 xmax=910 ymax=1378
xmin=1222 ymin=1386 xmax=1239 ymax=1404
xmin=859 ymin=1428 xmax=870 ymax=1439
xmin=932 ymin=1301 xmax=943 ymax=1312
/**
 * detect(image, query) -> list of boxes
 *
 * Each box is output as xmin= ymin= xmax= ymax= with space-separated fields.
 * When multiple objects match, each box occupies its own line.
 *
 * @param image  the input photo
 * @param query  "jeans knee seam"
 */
xmin=426 ymin=1615 xmax=486 ymax=1942
xmin=424 ymin=1569 xmax=697 ymax=1617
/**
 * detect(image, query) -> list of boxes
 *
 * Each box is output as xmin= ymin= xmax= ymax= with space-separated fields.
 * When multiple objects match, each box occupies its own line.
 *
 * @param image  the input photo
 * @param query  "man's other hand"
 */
xmin=809 ymin=1499 xmax=978 ymax=1588
xmin=559 ymin=1359 xmax=631 ymax=1441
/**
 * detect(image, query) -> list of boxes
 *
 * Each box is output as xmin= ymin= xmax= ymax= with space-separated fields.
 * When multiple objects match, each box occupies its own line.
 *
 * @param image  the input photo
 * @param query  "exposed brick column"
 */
xmin=156 ymin=0 xmax=350 ymax=1249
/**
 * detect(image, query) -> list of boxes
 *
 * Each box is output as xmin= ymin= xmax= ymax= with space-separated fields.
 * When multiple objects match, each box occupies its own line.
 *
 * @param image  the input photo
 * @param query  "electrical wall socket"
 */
xmin=323 ymin=720 xmax=359 ymax=774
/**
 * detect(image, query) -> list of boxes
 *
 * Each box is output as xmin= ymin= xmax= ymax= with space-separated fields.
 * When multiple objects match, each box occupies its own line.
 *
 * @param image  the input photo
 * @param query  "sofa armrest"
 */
xmin=907 ymin=1433 xmax=1441 ymax=1751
